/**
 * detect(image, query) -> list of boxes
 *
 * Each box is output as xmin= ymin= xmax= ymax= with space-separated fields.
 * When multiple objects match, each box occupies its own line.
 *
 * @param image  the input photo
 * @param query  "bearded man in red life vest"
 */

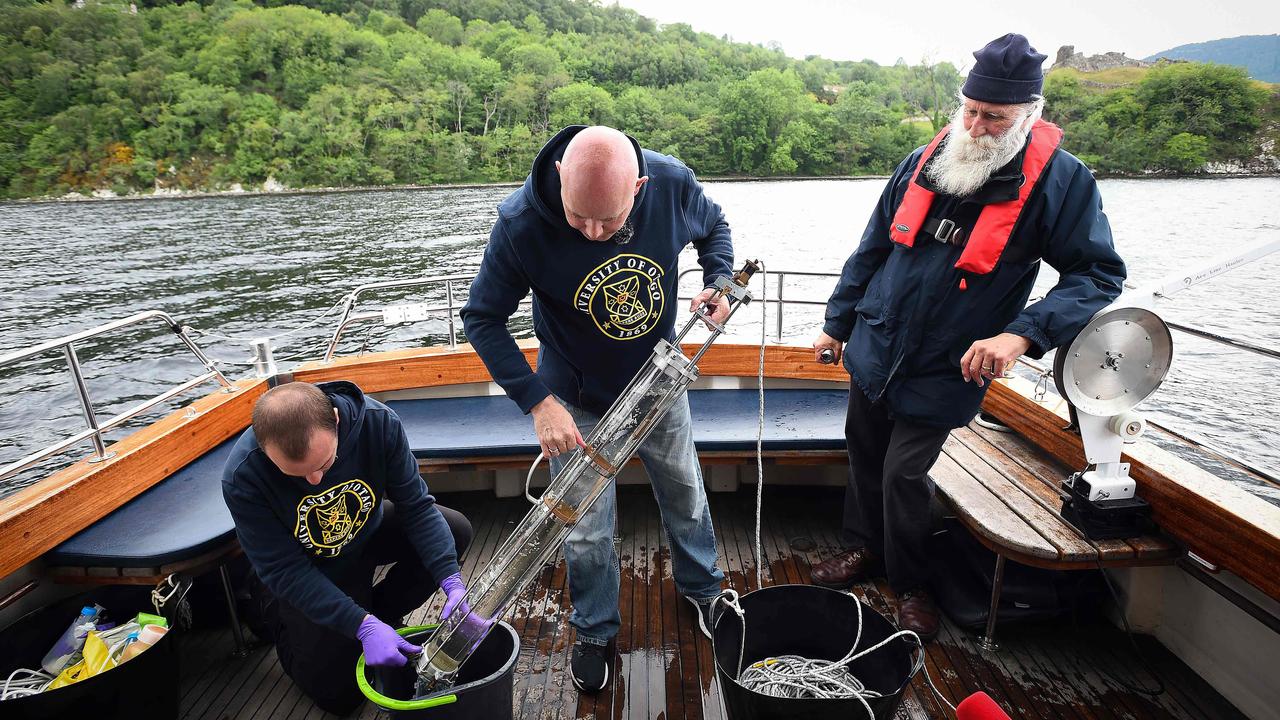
xmin=810 ymin=33 xmax=1127 ymax=641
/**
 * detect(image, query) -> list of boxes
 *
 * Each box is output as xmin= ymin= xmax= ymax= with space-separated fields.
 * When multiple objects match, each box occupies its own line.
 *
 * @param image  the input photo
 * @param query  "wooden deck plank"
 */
xmin=930 ymin=451 xmax=1063 ymax=563
xmin=943 ymin=435 xmax=1104 ymax=563
xmin=960 ymin=425 xmax=1177 ymax=561
xmin=954 ymin=426 xmax=1139 ymax=560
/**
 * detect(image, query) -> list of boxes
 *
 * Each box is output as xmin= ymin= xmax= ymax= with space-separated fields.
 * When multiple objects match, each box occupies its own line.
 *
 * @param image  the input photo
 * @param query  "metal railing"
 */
xmin=322 ymin=274 xmax=538 ymax=362
xmin=0 ymin=311 xmax=234 ymax=482
xmin=676 ymin=268 xmax=836 ymax=341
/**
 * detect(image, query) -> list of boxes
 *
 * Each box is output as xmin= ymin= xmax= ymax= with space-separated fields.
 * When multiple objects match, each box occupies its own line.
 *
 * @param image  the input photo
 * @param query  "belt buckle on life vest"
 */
xmin=933 ymin=219 xmax=965 ymax=246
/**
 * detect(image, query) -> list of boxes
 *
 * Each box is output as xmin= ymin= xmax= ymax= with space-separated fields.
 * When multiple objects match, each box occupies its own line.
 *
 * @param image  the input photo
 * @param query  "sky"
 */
xmin=611 ymin=0 xmax=1280 ymax=69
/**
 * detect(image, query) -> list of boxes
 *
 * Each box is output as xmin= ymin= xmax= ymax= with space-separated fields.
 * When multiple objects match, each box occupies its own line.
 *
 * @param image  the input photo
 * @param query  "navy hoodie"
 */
xmin=461 ymin=126 xmax=734 ymax=415
xmin=221 ymin=381 xmax=459 ymax=637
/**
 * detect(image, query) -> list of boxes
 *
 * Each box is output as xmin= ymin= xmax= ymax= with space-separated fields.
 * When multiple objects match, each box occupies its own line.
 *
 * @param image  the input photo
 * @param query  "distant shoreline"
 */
xmin=8 ymin=171 xmax=1276 ymax=205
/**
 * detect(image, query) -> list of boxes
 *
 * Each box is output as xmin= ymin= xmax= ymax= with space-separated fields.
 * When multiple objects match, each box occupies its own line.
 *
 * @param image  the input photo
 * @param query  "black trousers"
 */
xmin=271 ymin=503 xmax=472 ymax=716
xmin=841 ymin=386 xmax=951 ymax=594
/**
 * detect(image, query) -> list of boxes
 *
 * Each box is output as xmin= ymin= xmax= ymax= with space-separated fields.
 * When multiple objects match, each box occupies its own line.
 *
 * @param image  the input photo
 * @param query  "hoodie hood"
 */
xmin=526 ymin=125 xmax=649 ymax=232
xmin=319 ymin=380 xmax=366 ymax=459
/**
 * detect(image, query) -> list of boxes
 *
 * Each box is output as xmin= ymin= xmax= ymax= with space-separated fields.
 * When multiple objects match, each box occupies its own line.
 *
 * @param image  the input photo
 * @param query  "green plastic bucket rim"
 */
xmin=355 ymin=624 xmax=458 ymax=711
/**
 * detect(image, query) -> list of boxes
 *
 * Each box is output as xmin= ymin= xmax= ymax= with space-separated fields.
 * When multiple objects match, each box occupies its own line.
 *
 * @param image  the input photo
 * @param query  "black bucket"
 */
xmin=712 ymin=584 xmax=920 ymax=720
xmin=357 ymin=622 xmax=518 ymax=719
xmin=0 ymin=588 xmax=179 ymax=720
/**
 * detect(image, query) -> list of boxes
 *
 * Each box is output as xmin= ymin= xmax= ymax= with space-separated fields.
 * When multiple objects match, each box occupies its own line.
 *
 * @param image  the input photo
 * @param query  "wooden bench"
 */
xmin=930 ymin=418 xmax=1180 ymax=648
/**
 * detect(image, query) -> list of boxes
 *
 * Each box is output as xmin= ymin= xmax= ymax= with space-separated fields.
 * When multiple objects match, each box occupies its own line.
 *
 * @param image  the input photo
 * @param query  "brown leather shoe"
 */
xmin=810 ymin=548 xmax=882 ymax=589
xmin=898 ymin=589 xmax=940 ymax=642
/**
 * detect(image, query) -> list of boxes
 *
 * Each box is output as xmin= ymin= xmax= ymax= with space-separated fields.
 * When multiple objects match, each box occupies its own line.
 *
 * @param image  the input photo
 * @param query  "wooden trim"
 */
xmin=291 ymin=342 xmax=847 ymax=390
xmin=0 ymin=379 xmax=265 ymax=580
xmin=982 ymin=377 xmax=1280 ymax=600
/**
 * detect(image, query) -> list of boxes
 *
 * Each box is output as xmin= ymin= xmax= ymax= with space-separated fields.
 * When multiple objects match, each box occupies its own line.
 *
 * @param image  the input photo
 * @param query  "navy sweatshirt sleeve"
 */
xmin=460 ymin=220 xmax=551 ymax=414
xmin=822 ymin=151 xmax=917 ymax=342
xmin=222 ymin=467 xmax=369 ymax=637
xmin=1004 ymin=157 xmax=1127 ymax=357
xmin=681 ymin=168 xmax=734 ymax=288
xmin=375 ymin=408 xmax=461 ymax=582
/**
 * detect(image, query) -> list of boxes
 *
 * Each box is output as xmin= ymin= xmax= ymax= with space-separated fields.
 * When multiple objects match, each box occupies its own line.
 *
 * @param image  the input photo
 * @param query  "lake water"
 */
xmin=1 ymin=177 xmax=1277 ymax=503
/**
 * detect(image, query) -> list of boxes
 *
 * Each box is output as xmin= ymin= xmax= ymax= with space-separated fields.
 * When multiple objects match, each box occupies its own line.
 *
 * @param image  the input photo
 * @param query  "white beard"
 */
xmin=925 ymin=105 xmax=1032 ymax=198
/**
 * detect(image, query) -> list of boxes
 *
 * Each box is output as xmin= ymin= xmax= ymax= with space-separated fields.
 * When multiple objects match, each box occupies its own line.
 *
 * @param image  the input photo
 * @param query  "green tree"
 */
xmin=548 ymin=82 xmax=615 ymax=128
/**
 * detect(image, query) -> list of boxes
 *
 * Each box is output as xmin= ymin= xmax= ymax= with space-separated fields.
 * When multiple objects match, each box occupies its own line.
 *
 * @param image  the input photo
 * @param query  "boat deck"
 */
xmin=175 ymin=485 xmax=1244 ymax=720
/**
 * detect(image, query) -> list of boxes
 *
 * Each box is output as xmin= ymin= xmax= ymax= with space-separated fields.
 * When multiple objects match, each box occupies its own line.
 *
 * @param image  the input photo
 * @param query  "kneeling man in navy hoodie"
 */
xmin=223 ymin=381 xmax=472 ymax=715
xmin=461 ymin=125 xmax=733 ymax=694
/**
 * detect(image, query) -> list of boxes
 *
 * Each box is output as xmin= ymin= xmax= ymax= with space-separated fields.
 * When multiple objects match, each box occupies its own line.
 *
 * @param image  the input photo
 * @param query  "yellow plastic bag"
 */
xmin=46 ymin=630 xmax=117 ymax=689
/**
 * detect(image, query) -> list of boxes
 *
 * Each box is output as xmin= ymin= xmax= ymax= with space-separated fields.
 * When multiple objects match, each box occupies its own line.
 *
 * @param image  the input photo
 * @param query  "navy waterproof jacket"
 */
xmin=461 ymin=126 xmax=734 ymax=416
xmin=222 ymin=381 xmax=460 ymax=637
xmin=823 ymin=140 xmax=1126 ymax=429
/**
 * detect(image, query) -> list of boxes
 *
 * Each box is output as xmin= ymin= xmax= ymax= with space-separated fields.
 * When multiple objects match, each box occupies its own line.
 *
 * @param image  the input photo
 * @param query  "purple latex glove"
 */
xmin=440 ymin=573 xmax=468 ymax=620
xmin=357 ymin=615 xmax=420 ymax=667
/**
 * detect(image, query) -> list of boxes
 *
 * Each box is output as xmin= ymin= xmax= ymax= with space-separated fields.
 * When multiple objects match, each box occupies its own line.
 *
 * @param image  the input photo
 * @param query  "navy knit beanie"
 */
xmin=962 ymin=33 xmax=1046 ymax=104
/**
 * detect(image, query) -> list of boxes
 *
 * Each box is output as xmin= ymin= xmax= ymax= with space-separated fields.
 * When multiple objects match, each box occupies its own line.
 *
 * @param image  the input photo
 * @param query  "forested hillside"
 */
xmin=0 ymin=0 xmax=1273 ymax=198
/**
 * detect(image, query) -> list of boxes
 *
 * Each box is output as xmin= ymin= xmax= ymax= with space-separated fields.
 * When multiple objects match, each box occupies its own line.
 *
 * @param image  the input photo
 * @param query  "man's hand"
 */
xmin=813 ymin=331 xmax=843 ymax=365
xmin=440 ymin=572 xmax=468 ymax=620
xmin=530 ymin=396 xmax=586 ymax=459
xmin=357 ymin=614 xmax=420 ymax=667
xmin=690 ymin=287 xmax=730 ymax=329
xmin=960 ymin=333 xmax=1032 ymax=387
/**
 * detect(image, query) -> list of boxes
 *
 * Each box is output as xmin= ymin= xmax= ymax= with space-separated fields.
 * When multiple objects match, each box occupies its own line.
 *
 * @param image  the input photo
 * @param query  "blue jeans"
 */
xmin=549 ymin=391 xmax=725 ymax=645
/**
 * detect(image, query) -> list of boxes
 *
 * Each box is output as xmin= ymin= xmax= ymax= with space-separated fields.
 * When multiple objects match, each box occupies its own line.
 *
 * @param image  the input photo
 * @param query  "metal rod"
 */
xmin=173 ymin=326 xmax=233 ymax=388
xmin=446 ymin=281 xmax=457 ymax=350
xmin=1165 ymin=320 xmax=1280 ymax=361
xmin=322 ymin=294 xmax=359 ymax=363
xmin=63 ymin=345 xmax=109 ymax=461
xmin=775 ymin=272 xmax=785 ymax=341
xmin=96 ymin=372 xmax=221 ymax=435
xmin=979 ymin=554 xmax=1006 ymax=652
xmin=0 ymin=579 xmax=39 ymax=612
xmin=219 ymin=565 xmax=252 ymax=658
xmin=0 ymin=310 xmax=181 ymax=368
xmin=0 ymin=428 xmax=103 ymax=481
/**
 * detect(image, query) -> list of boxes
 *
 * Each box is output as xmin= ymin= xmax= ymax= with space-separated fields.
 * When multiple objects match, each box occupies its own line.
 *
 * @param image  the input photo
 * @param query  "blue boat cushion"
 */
xmin=48 ymin=389 xmax=848 ymax=568
xmin=387 ymin=388 xmax=849 ymax=457
xmin=47 ymin=438 xmax=239 ymax=568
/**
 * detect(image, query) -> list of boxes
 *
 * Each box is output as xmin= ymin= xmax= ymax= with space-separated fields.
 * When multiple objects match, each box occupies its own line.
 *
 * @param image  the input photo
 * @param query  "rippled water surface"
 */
xmin=1 ymin=178 xmax=1277 ymax=502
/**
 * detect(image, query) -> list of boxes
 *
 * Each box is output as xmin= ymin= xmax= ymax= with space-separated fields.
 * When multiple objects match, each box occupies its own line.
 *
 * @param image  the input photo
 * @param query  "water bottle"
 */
xmin=41 ymin=605 xmax=100 ymax=674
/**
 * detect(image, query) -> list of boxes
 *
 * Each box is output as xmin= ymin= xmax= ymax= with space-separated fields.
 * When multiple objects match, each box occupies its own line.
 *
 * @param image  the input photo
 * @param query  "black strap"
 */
xmin=921 ymin=217 xmax=967 ymax=246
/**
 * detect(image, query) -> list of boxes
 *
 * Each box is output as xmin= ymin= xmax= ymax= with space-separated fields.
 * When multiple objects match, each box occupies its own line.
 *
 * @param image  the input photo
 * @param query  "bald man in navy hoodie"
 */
xmin=461 ymin=125 xmax=733 ymax=694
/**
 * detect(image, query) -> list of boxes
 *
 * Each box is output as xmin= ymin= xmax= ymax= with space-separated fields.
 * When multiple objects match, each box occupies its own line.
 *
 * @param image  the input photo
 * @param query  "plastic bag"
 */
xmin=45 ymin=630 xmax=117 ymax=690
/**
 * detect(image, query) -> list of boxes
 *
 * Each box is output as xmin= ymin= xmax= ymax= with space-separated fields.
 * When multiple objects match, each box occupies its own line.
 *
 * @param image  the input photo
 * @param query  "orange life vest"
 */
xmin=888 ymin=120 xmax=1063 ymax=275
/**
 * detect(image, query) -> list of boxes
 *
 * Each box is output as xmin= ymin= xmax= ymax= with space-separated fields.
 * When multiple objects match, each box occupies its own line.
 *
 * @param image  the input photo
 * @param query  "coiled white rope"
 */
xmin=1 ymin=667 xmax=53 ymax=701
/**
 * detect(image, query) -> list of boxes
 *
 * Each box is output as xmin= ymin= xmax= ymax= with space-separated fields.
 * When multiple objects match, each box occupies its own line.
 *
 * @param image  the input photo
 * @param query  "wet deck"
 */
xmin=177 ymin=486 xmax=1245 ymax=720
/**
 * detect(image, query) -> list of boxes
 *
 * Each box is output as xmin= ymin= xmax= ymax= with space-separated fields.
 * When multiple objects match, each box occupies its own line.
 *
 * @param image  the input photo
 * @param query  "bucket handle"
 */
xmin=355 ymin=624 xmax=459 ymax=711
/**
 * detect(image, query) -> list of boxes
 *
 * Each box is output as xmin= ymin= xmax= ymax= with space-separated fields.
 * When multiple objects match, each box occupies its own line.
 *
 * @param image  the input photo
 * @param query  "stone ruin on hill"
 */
xmin=1052 ymin=45 xmax=1151 ymax=72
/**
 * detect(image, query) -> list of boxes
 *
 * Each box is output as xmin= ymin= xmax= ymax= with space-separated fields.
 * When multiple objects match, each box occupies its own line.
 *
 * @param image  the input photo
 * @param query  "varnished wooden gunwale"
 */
xmin=0 ymin=378 xmax=265 ymax=580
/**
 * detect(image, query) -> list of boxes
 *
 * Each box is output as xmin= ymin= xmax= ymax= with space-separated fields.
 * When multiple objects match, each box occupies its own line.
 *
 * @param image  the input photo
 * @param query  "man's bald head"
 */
xmin=555 ymin=126 xmax=647 ymax=242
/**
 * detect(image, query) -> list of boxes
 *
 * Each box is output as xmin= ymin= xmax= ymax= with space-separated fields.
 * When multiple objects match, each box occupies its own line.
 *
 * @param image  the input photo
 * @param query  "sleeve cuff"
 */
xmin=514 ymin=382 xmax=552 ymax=415
xmin=823 ymin=320 xmax=852 ymax=344
xmin=340 ymin=604 xmax=370 ymax=639
xmin=1004 ymin=322 xmax=1051 ymax=359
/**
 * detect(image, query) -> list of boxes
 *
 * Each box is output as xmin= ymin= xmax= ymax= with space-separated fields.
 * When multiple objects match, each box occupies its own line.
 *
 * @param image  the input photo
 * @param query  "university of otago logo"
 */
xmin=294 ymin=479 xmax=376 ymax=557
xmin=575 ymin=254 xmax=665 ymax=341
